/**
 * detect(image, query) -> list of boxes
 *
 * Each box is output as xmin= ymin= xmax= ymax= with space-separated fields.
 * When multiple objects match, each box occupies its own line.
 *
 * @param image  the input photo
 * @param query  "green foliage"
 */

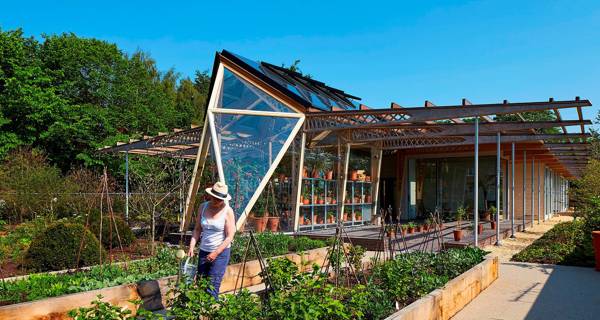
xmin=23 ymin=221 xmax=106 ymax=271
xmin=347 ymin=244 xmax=366 ymax=273
xmin=67 ymin=294 xmax=135 ymax=320
xmin=265 ymin=267 xmax=349 ymax=320
xmin=229 ymin=232 xmax=326 ymax=264
xmin=1 ymin=245 xmax=177 ymax=304
xmin=0 ymin=148 xmax=72 ymax=222
xmin=0 ymin=28 xmax=210 ymax=172
xmin=371 ymin=248 xmax=487 ymax=306
xmin=512 ymin=220 xmax=595 ymax=266
xmin=0 ymin=216 xmax=48 ymax=265
xmin=167 ymin=278 xmax=217 ymax=319
xmin=213 ymin=289 xmax=263 ymax=320
xmin=261 ymin=257 xmax=299 ymax=290
xmin=87 ymin=211 xmax=136 ymax=249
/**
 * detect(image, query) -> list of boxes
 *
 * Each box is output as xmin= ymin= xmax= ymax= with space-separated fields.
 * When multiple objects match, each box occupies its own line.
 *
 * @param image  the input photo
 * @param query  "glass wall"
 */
xmin=409 ymin=156 xmax=503 ymax=220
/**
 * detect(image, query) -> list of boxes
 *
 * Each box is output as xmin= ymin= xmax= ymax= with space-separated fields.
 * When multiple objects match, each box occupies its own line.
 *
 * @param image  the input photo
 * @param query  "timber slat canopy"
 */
xmin=99 ymin=50 xmax=593 ymax=178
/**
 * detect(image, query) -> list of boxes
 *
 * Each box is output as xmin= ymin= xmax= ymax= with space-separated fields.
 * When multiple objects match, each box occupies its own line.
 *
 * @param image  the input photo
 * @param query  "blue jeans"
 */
xmin=197 ymin=247 xmax=230 ymax=299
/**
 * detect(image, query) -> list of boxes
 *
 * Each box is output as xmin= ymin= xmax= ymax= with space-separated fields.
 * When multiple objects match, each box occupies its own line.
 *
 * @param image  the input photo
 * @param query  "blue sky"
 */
xmin=2 ymin=0 xmax=599 ymax=131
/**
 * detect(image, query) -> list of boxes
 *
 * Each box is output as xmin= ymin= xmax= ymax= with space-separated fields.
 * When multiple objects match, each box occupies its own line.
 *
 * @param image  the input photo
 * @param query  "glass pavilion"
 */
xmin=101 ymin=50 xmax=593 ymax=242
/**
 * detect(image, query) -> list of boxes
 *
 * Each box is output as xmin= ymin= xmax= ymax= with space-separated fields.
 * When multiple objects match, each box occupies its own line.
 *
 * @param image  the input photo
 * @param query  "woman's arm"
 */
xmin=188 ymin=209 xmax=203 ymax=257
xmin=206 ymin=208 xmax=236 ymax=261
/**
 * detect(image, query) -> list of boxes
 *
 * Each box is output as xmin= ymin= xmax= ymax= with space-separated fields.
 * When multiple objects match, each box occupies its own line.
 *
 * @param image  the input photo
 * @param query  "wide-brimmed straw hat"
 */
xmin=205 ymin=181 xmax=231 ymax=200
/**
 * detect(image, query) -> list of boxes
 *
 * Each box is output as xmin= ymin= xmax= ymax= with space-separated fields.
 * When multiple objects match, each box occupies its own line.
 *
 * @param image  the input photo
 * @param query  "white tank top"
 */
xmin=199 ymin=202 xmax=230 ymax=252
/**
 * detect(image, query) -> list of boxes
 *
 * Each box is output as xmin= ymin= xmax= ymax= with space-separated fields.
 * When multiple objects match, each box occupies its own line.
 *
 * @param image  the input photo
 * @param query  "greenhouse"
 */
xmin=101 ymin=50 xmax=592 ymax=245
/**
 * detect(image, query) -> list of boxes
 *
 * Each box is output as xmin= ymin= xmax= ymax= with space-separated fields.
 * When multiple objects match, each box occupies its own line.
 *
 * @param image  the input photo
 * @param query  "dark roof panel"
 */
xmin=222 ymin=50 xmax=360 ymax=111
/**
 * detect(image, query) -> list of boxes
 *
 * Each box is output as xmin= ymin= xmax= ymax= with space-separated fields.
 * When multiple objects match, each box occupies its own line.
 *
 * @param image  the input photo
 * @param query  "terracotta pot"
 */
xmin=299 ymin=217 xmax=305 ymax=225
xmin=267 ymin=217 xmax=280 ymax=231
xmin=318 ymin=199 xmax=325 ymax=205
xmin=401 ymin=228 xmax=407 ymax=236
xmin=325 ymin=170 xmax=334 ymax=180
xmin=453 ymin=229 xmax=463 ymax=241
xmin=331 ymin=199 xmax=337 ymax=204
xmin=592 ymin=231 xmax=600 ymax=271
xmin=342 ymin=213 xmax=348 ymax=221
xmin=386 ymin=230 xmax=396 ymax=238
xmin=477 ymin=223 xmax=484 ymax=235
xmin=356 ymin=216 xmax=362 ymax=221
xmin=350 ymin=170 xmax=358 ymax=181
xmin=254 ymin=217 xmax=268 ymax=232
xmin=408 ymin=227 xmax=415 ymax=234
xmin=302 ymin=198 xmax=310 ymax=205
xmin=365 ymin=195 xmax=372 ymax=203
xmin=317 ymin=216 xmax=324 ymax=224
xmin=328 ymin=216 xmax=335 ymax=224
xmin=312 ymin=195 xmax=319 ymax=204
xmin=312 ymin=169 xmax=320 ymax=178
xmin=416 ymin=225 xmax=422 ymax=232
xmin=278 ymin=173 xmax=286 ymax=182
xmin=490 ymin=221 xmax=497 ymax=230
xmin=422 ymin=224 xmax=429 ymax=232
xmin=312 ymin=216 xmax=318 ymax=225
xmin=302 ymin=167 xmax=308 ymax=178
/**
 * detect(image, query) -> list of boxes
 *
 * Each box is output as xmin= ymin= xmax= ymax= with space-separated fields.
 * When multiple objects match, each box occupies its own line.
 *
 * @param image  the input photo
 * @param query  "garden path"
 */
xmin=452 ymin=215 xmax=600 ymax=320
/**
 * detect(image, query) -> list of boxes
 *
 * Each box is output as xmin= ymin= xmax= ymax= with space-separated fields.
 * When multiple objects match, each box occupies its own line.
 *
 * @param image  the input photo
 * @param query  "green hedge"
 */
xmin=23 ymin=221 xmax=106 ymax=272
xmin=511 ymin=220 xmax=595 ymax=267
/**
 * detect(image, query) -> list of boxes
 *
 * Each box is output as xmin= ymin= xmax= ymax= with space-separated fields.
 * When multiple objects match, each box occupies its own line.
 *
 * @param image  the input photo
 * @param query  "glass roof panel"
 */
xmin=219 ymin=68 xmax=296 ymax=113
xmin=223 ymin=51 xmax=361 ymax=111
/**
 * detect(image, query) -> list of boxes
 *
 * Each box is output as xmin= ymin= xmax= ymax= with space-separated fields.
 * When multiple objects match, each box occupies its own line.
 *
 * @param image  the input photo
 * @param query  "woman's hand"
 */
xmin=187 ymin=247 xmax=194 ymax=257
xmin=207 ymin=251 xmax=218 ymax=262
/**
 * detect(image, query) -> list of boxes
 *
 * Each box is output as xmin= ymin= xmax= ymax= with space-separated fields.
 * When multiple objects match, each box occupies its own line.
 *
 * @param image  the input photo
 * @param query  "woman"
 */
xmin=188 ymin=181 xmax=236 ymax=299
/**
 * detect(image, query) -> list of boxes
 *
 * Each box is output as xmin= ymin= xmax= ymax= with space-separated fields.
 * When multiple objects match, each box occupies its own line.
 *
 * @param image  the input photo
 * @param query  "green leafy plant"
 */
xmin=455 ymin=206 xmax=466 ymax=229
xmin=213 ymin=289 xmax=263 ymax=320
xmin=261 ymin=257 xmax=299 ymax=290
xmin=67 ymin=294 xmax=135 ymax=320
xmin=347 ymin=244 xmax=366 ymax=273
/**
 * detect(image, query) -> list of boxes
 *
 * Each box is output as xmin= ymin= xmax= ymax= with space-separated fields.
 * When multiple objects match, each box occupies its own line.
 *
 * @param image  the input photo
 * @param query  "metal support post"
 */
xmin=495 ymin=132 xmax=501 ymax=245
xmin=511 ymin=142 xmax=515 ymax=238
xmin=474 ymin=117 xmax=479 ymax=247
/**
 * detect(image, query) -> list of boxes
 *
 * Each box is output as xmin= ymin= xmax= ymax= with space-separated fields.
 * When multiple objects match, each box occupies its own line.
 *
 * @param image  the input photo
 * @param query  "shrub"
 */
xmin=87 ymin=212 xmax=136 ymax=249
xmin=0 ymin=217 xmax=48 ymax=265
xmin=213 ymin=289 xmax=263 ymax=320
xmin=512 ymin=220 xmax=594 ymax=266
xmin=261 ymin=257 xmax=299 ymax=290
xmin=23 ymin=221 xmax=106 ymax=271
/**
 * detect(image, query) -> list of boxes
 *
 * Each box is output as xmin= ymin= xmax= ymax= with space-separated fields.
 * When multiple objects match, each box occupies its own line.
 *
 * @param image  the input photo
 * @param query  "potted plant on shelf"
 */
xmin=301 ymin=189 xmax=310 ymax=205
xmin=423 ymin=219 xmax=430 ymax=232
xmin=342 ymin=211 xmax=348 ymax=222
xmin=355 ymin=212 xmax=362 ymax=221
xmin=454 ymin=206 xmax=465 ymax=241
xmin=401 ymin=224 xmax=408 ymax=235
xmin=327 ymin=212 xmax=335 ymax=224
xmin=407 ymin=222 xmax=416 ymax=234
xmin=489 ymin=206 xmax=497 ymax=230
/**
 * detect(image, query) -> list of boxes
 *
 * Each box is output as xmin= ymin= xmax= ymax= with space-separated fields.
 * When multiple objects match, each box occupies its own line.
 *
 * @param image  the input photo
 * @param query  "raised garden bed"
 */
xmin=385 ymin=254 xmax=498 ymax=320
xmin=0 ymin=232 xmax=325 ymax=306
xmin=0 ymin=247 xmax=329 ymax=320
